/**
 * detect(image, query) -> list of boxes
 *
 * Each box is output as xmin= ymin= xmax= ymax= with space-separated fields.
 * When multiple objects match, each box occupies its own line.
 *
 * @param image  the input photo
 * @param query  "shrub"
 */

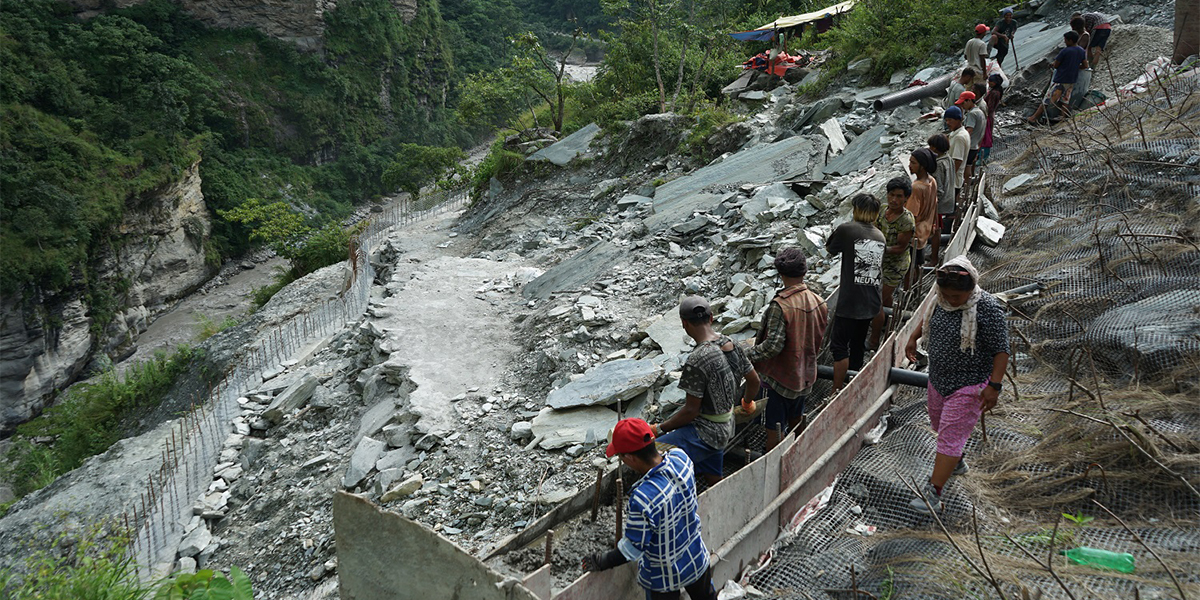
xmin=250 ymin=267 xmax=300 ymax=311
xmin=471 ymin=139 xmax=526 ymax=194
xmin=152 ymin=567 xmax=253 ymax=600
xmin=0 ymin=523 xmax=145 ymax=600
xmin=193 ymin=313 xmax=239 ymax=341
xmin=4 ymin=347 xmax=196 ymax=499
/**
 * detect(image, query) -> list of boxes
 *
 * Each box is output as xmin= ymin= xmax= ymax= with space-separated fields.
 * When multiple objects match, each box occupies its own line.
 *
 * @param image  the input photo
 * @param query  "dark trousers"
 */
xmin=645 ymin=567 xmax=717 ymax=600
xmin=830 ymin=316 xmax=872 ymax=371
xmin=994 ymin=42 xmax=1009 ymax=67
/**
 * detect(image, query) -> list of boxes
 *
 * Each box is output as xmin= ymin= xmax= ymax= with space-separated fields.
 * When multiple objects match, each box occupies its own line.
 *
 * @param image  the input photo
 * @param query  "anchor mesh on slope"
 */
xmin=745 ymin=88 xmax=1200 ymax=598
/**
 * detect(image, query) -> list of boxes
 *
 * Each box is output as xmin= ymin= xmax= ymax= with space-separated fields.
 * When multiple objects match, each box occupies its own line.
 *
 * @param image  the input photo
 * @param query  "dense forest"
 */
xmin=0 ymin=0 xmax=1002 ymax=322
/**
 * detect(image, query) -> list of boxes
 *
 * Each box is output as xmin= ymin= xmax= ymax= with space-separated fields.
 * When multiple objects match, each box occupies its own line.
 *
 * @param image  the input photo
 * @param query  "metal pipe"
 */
xmin=817 ymin=365 xmax=929 ymax=388
xmin=873 ymin=74 xmax=953 ymax=111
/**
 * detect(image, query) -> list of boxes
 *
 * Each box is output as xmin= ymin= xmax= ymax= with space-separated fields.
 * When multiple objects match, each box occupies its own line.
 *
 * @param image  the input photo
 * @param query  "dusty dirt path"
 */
xmin=369 ymin=208 xmax=531 ymax=436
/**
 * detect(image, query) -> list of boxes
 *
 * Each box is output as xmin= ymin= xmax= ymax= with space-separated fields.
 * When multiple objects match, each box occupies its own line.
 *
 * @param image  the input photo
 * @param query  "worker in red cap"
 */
xmin=965 ymin=24 xmax=990 ymax=82
xmin=955 ymin=90 xmax=985 ymax=184
xmin=582 ymin=418 xmax=717 ymax=600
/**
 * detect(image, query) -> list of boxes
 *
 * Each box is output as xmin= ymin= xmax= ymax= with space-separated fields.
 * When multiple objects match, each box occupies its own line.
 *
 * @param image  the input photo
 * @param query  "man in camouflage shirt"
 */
xmin=651 ymin=296 xmax=760 ymax=486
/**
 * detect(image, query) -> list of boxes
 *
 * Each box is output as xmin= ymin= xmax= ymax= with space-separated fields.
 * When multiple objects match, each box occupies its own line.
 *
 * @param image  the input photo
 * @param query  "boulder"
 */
xmin=342 ymin=436 xmax=386 ymax=489
xmin=528 ymin=123 xmax=601 ymax=166
xmin=546 ymin=359 xmax=663 ymax=410
xmin=645 ymin=311 xmax=693 ymax=356
xmin=1086 ymin=290 xmax=1200 ymax=378
xmin=179 ymin=525 xmax=212 ymax=558
xmin=510 ymin=420 xmax=534 ymax=440
xmin=381 ymin=474 xmax=424 ymax=503
xmin=975 ymin=216 xmax=1006 ymax=247
xmin=847 ymin=58 xmax=873 ymax=75
xmin=531 ymin=406 xmax=616 ymax=450
xmin=263 ymin=373 xmax=319 ymax=424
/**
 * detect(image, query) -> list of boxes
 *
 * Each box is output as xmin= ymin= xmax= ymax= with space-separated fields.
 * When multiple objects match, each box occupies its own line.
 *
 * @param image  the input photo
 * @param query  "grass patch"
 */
xmin=250 ymin=267 xmax=300 ymax=311
xmin=679 ymin=101 xmax=743 ymax=160
xmin=471 ymin=138 xmax=527 ymax=196
xmin=3 ymin=346 xmax=197 ymax=500
xmin=193 ymin=313 xmax=239 ymax=341
xmin=0 ymin=522 xmax=145 ymax=600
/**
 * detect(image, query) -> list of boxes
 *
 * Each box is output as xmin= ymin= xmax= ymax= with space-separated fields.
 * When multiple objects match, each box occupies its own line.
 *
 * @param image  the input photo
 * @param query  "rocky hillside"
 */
xmin=0 ymin=162 xmax=214 ymax=431
xmin=1 ymin=0 xmax=1188 ymax=598
xmin=0 ymin=0 xmax=460 ymax=432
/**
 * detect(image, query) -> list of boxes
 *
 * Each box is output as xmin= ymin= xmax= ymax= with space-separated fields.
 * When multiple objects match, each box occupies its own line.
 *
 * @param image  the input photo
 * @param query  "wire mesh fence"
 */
xmin=120 ymin=186 xmax=471 ymax=579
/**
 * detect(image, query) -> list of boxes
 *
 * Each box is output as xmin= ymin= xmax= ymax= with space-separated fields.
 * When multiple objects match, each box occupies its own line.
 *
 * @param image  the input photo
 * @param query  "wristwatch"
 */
xmin=987 ymin=381 xmax=1003 ymax=391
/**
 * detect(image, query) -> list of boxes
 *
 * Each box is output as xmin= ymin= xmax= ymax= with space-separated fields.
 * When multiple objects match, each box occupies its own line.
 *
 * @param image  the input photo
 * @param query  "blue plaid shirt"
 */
xmin=618 ymin=448 xmax=710 ymax=592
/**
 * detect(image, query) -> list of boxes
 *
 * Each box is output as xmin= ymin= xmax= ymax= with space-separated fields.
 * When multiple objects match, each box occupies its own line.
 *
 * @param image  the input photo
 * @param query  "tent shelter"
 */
xmin=728 ymin=0 xmax=857 ymax=42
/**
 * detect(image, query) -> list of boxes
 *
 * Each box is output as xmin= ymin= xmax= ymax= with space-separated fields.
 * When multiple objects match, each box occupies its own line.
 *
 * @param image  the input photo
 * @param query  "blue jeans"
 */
xmin=657 ymin=425 xmax=723 ymax=476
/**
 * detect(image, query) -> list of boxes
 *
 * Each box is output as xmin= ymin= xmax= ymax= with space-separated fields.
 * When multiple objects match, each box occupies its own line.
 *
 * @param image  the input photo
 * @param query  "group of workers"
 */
xmin=586 ymin=195 xmax=1009 ymax=598
xmin=587 ymin=250 xmax=1009 ymax=597
xmin=574 ymin=10 xmax=1092 ymax=599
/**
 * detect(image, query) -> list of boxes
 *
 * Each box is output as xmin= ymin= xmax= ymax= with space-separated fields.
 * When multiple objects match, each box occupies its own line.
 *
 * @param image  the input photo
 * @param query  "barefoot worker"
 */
xmin=904 ymin=256 xmax=1010 ymax=514
xmin=583 ymin=418 xmax=718 ymax=600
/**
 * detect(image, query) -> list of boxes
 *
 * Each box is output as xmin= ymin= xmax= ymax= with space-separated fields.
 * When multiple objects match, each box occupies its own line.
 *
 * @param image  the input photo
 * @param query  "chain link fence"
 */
xmin=122 ymin=187 xmax=470 ymax=579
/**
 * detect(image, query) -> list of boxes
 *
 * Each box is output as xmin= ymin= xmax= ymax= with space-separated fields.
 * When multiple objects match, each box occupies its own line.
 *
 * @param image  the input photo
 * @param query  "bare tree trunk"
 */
xmin=686 ymin=41 xmax=714 ymax=113
xmin=650 ymin=0 xmax=667 ymax=112
xmin=551 ymin=28 xmax=581 ymax=132
xmin=669 ymin=0 xmax=696 ymax=112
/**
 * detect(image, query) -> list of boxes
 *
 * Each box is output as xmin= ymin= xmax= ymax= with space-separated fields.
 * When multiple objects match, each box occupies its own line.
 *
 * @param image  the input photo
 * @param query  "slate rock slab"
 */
xmin=823 ymin=123 xmax=888 ymax=176
xmin=263 ymin=373 xmax=319 ymax=423
xmin=546 ymin=359 xmax=663 ymax=409
xmin=646 ymin=135 xmax=828 ymax=231
xmin=645 ymin=310 xmax=693 ymax=356
xmin=522 ymin=241 xmax=623 ymax=300
xmin=531 ymin=406 xmax=616 ymax=449
xmin=528 ymin=123 xmax=601 ymax=166
xmin=343 ymin=436 xmax=386 ymax=489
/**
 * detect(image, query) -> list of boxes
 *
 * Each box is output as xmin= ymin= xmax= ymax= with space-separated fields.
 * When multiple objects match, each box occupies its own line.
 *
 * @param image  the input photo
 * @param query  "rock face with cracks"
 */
xmin=545 ymin=359 xmax=663 ymax=410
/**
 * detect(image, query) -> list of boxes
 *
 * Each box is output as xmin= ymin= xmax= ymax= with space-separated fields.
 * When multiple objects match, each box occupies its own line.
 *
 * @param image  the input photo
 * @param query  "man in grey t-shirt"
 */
xmin=956 ymin=91 xmax=986 ymax=185
xmin=651 ymin=296 xmax=759 ymax=486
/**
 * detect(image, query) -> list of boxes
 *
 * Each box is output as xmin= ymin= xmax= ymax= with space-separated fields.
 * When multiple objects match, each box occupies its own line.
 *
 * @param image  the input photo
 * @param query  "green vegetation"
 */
xmin=0 ymin=522 xmax=254 ymax=600
xmin=0 ymin=524 xmax=146 ymax=600
xmin=2 ymin=346 xmax=197 ymax=500
xmin=810 ymin=0 xmax=1011 ymax=82
xmin=153 ymin=567 xmax=254 ymax=600
xmin=219 ymin=200 xmax=367 ymax=306
xmin=193 ymin=313 xmax=239 ymax=341
xmin=383 ymin=144 xmax=467 ymax=198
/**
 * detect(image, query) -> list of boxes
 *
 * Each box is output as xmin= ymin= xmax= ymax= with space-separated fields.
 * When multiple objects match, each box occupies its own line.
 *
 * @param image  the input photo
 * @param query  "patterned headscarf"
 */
xmin=922 ymin=255 xmax=984 ymax=354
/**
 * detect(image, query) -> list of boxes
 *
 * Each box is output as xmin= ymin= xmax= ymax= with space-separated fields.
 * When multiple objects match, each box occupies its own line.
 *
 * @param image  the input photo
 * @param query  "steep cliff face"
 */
xmin=66 ymin=0 xmax=420 ymax=50
xmin=0 ymin=163 xmax=214 ymax=433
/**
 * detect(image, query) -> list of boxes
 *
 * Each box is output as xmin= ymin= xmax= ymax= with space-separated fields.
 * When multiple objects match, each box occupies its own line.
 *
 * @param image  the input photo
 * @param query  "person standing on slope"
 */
xmin=904 ymin=257 xmax=1010 ymax=514
xmin=746 ymin=248 xmax=829 ymax=450
xmin=825 ymin=194 xmax=886 ymax=393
